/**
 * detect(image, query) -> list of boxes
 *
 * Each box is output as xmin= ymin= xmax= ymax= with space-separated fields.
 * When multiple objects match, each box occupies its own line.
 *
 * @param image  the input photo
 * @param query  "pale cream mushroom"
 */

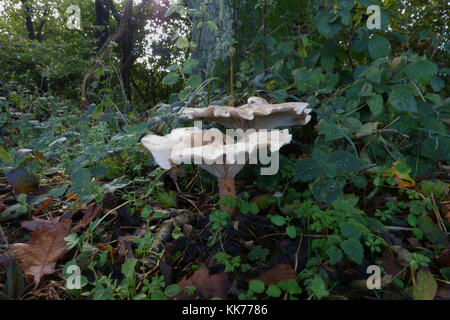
xmin=141 ymin=127 xmax=292 ymax=215
xmin=181 ymin=97 xmax=312 ymax=130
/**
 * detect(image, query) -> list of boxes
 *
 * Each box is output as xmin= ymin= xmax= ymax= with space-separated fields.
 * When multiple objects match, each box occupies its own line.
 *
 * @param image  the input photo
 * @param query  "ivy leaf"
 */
xmin=368 ymin=36 xmax=391 ymax=60
xmin=389 ymin=86 xmax=417 ymax=113
xmin=341 ymin=238 xmax=364 ymax=264
xmin=367 ymin=94 xmax=383 ymax=117
xmin=311 ymin=178 xmax=345 ymax=206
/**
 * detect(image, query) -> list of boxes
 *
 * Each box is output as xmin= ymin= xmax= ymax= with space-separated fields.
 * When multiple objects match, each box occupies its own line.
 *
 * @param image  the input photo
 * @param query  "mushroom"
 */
xmin=181 ymin=97 xmax=312 ymax=130
xmin=141 ymin=127 xmax=292 ymax=214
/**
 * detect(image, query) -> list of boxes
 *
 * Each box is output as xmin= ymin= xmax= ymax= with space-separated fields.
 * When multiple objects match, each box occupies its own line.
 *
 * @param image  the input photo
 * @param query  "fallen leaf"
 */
xmin=443 ymin=203 xmax=450 ymax=223
xmin=412 ymin=269 xmax=437 ymax=300
xmin=12 ymin=220 xmax=71 ymax=286
xmin=384 ymin=161 xmax=415 ymax=188
xmin=71 ymin=204 xmax=100 ymax=232
xmin=65 ymin=192 xmax=78 ymax=201
xmin=33 ymin=197 xmax=53 ymax=215
xmin=253 ymin=263 xmax=297 ymax=286
xmin=95 ymin=243 xmax=116 ymax=254
xmin=177 ymin=267 xmax=230 ymax=300
xmin=7 ymin=168 xmax=40 ymax=194
xmin=21 ymin=217 xmax=61 ymax=231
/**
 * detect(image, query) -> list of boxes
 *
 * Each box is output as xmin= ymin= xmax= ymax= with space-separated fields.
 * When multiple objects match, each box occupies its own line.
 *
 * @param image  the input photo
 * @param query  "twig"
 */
xmin=360 ymin=116 xmax=400 ymax=157
xmin=294 ymin=232 xmax=304 ymax=271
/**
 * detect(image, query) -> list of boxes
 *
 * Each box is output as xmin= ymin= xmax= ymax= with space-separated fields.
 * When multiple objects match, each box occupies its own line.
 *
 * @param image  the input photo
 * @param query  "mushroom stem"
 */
xmin=218 ymin=176 xmax=236 ymax=216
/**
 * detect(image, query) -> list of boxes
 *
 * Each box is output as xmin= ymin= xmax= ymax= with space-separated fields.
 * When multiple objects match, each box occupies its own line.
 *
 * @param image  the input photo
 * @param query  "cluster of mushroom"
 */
xmin=141 ymin=97 xmax=312 ymax=215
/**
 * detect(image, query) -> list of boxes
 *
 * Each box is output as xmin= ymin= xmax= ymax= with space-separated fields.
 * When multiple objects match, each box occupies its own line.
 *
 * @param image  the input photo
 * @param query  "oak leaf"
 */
xmin=177 ymin=267 xmax=230 ymax=299
xmin=253 ymin=263 xmax=297 ymax=286
xmin=12 ymin=220 xmax=71 ymax=286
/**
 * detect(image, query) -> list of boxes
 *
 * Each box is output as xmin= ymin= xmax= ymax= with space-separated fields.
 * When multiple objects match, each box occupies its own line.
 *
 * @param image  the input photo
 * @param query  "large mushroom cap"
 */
xmin=181 ymin=97 xmax=312 ymax=130
xmin=141 ymin=127 xmax=292 ymax=178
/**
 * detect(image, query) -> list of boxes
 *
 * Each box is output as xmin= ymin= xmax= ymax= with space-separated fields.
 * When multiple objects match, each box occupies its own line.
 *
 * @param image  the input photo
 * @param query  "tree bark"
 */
xmin=81 ymin=0 xmax=133 ymax=106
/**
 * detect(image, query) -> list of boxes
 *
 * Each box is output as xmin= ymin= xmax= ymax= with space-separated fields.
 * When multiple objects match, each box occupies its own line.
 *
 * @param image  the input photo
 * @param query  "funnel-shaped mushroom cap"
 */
xmin=141 ymin=127 xmax=292 ymax=178
xmin=181 ymin=97 xmax=312 ymax=130
xmin=141 ymin=127 xmax=202 ymax=169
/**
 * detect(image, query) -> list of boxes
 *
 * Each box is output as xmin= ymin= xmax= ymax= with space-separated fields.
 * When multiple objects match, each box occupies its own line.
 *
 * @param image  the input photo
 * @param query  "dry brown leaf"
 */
xmin=33 ymin=197 xmax=54 ymax=215
xmin=21 ymin=217 xmax=61 ymax=231
xmin=71 ymin=204 xmax=100 ymax=232
xmin=12 ymin=220 xmax=71 ymax=286
xmin=177 ymin=267 xmax=230 ymax=300
xmin=253 ymin=263 xmax=297 ymax=286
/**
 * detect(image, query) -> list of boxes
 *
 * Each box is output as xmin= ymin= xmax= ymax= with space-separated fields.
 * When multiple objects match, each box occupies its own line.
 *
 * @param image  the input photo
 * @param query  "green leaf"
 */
xmin=367 ymin=94 xmax=383 ymax=116
xmin=182 ymin=59 xmax=199 ymax=75
xmin=389 ymin=86 xmax=417 ymax=113
xmin=286 ymin=225 xmax=297 ymax=239
xmin=326 ymin=246 xmax=343 ymax=265
xmin=430 ymin=76 xmax=444 ymax=92
xmin=186 ymin=75 xmax=202 ymax=89
xmin=412 ymin=269 xmax=437 ymax=300
xmin=341 ymin=238 xmax=364 ymax=264
xmin=368 ymin=36 xmax=391 ymax=60
xmin=249 ymin=280 xmax=265 ymax=294
xmin=340 ymin=222 xmax=362 ymax=240
xmin=207 ymin=21 xmax=218 ymax=30
xmin=273 ymin=89 xmax=287 ymax=102
xmin=164 ymin=284 xmax=181 ymax=297
xmin=420 ymin=180 xmax=448 ymax=197
xmin=121 ymin=258 xmax=137 ymax=278
xmin=329 ymin=151 xmax=363 ymax=175
xmin=440 ymin=268 xmax=450 ymax=281
xmin=338 ymin=0 xmax=355 ymax=10
xmin=270 ymin=215 xmax=286 ymax=227
xmin=405 ymin=58 xmax=438 ymax=84
xmin=0 ymin=147 xmax=12 ymax=163
xmin=316 ymin=11 xmax=341 ymax=39
xmin=5 ymin=260 xmax=24 ymax=299
xmin=308 ymin=275 xmax=329 ymax=299
xmin=266 ymin=284 xmax=282 ymax=297
xmin=293 ymin=150 xmax=328 ymax=182
xmin=417 ymin=215 xmax=448 ymax=246
xmin=162 ymin=72 xmax=179 ymax=86
xmin=351 ymin=28 xmax=369 ymax=52
xmin=311 ymin=178 xmax=345 ymax=206
xmin=175 ymin=36 xmax=189 ymax=49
